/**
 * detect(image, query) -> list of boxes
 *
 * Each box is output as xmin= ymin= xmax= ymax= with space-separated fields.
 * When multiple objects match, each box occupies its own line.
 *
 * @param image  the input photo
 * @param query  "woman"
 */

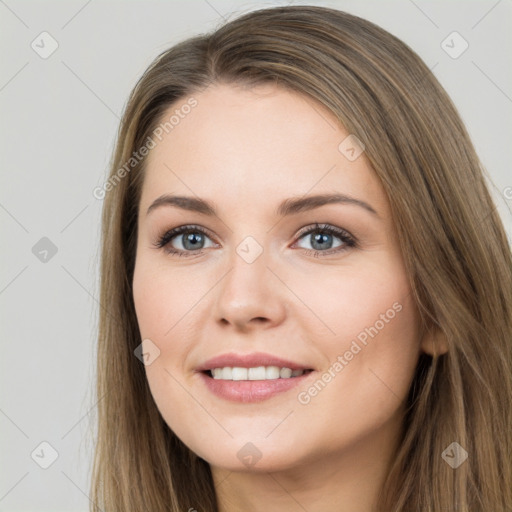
xmin=90 ymin=5 xmax=512 ymax=511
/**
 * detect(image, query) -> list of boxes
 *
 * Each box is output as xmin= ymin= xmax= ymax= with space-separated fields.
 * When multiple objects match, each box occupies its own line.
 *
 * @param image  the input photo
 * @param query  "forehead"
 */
xmin=140 ymin=83 xmax=386 ymax=217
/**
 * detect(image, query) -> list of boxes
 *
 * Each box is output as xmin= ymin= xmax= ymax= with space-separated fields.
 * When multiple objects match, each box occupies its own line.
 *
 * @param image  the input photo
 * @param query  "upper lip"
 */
xmin=196 ymin=352 xmax=314 ymax=372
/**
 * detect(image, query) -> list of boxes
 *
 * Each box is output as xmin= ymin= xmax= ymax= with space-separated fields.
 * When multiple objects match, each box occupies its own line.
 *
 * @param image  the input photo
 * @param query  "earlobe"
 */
xmin=420 ymin=326 xmax=449 ymax=357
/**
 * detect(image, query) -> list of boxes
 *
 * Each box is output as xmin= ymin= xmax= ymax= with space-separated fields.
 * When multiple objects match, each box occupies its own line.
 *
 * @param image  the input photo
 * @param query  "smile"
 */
xmin=209 ymin=366 xmax=310 ymax=380
xmin=199 ymin=367 xmax=315 ymax=403
xmin=196 ymin=352 xmax=315 ymax=402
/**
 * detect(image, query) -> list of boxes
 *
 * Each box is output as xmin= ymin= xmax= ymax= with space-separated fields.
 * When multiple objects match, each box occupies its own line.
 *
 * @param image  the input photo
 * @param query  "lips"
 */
xmin=195 ymin=352 xmax=315 ymax=403
xmin=196 ymin=351 xmax=314 ymax=373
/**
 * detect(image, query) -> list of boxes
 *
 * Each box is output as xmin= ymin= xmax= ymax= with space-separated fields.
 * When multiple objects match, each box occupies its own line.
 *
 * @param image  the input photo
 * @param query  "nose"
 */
xmin=213 ymin=245 xmax=287 ymax=332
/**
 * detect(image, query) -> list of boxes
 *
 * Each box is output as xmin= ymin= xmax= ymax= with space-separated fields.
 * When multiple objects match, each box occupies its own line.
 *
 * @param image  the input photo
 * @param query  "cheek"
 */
xmin=322 ymin=297 xmax=419 ymax=430
xmin=285 ymin=258 xmax=415 ymax=348
xmin=132 ymin=262 xmax=209 ymax=446
xmin=291 ymin=259 xmax=420 ymax=419
xmin=132 ymin=259 xmax=198 ymax=340
xmin=132 ymin=260 xmax=156 ymax=336
xmin=132 ymin=260 xmax=212 ymax=391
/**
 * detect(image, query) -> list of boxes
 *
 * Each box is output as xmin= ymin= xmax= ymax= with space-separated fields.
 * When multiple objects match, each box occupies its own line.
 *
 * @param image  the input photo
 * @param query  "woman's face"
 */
xmin=133 ymin=83 xmax=426 ymax=472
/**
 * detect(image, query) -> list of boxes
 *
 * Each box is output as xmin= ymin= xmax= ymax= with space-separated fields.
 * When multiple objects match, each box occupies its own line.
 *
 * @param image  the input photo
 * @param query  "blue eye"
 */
xmin=293 ymin=223 xmax=357 ymax=256
xmin=154 ymin=222 xmax=357 ymax=258
xmin=154 ymin=225 xmax=216 ymax=256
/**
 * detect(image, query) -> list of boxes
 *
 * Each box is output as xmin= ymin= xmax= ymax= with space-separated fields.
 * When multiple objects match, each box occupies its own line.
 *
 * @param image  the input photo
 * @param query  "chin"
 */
xmin=183 ymin=433 xmax=310 ymax=473
xmin=206 ymin=448 xmax=306 ymax=473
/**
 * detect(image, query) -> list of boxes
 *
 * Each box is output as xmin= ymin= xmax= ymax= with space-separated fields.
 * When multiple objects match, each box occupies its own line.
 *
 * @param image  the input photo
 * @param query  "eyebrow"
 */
xmin=146 ymin=193 xmax=379 ymax=218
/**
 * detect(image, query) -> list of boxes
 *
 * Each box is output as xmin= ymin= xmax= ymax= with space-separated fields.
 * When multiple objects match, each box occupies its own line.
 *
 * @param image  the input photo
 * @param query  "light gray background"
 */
xmin=1 ymin=0 xmax=511 ymax=510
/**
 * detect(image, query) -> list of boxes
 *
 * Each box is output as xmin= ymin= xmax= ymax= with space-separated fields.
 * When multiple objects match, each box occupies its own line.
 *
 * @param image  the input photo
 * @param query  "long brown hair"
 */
xmin=90 ymin=6 xmax=512 ymax=511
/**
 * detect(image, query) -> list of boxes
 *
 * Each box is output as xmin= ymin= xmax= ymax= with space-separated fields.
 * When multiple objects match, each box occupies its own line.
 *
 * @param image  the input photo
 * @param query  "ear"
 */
xmin=420 ymin=325 xmax=448 ymax=357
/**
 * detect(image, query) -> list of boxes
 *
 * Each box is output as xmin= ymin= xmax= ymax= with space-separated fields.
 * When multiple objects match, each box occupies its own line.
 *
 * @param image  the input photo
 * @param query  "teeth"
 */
xmin=221 ymin=367 xmax=232 ymax=380
xmin=212 ymin=368 xmax=223 ymax=379
xmin=210 ymin=366 xmax=306 ymax=380
xmin=232 ymin=367 xmax=248 ymax=381
xmin=248 ymin=366 xmax=266 ymax=380
xmin=280 ymin=367 xmax=292 ymax=378
xmin=266 ymin=366 xmax=280 ymax=379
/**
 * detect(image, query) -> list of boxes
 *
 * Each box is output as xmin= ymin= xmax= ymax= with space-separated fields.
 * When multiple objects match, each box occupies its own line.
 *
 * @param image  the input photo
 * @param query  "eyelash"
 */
xmin=153 ymin=223 xmax=357 ymax=258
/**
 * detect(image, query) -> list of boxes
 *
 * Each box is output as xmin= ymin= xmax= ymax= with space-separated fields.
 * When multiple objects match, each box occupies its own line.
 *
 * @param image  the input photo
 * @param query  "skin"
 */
xmin=132 ymin=83 xmax=441 ymax=512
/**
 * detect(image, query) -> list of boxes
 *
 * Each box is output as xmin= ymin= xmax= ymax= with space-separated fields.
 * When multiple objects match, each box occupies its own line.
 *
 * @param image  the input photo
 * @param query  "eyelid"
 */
xmin=294 ymin=222 xmax=352 ymax=239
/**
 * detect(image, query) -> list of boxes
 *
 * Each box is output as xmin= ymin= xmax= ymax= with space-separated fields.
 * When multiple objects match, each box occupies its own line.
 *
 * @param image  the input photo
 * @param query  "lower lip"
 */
xmin=198 ymin=371 xmax=313 ymax=403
